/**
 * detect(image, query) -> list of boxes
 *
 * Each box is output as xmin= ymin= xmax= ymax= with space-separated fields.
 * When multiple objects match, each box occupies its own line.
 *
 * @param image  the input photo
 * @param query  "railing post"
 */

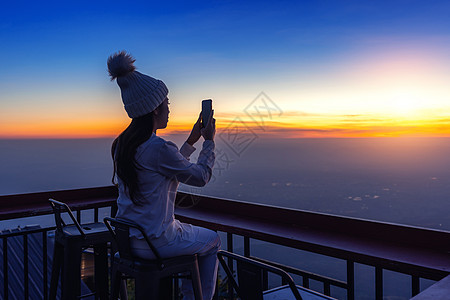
xmin=23 ymin=234 xmax=29 ymax=299
xmin=324 ymin=282 xmax=331 ymax=296
xmin=412 ymin=275 xmax=420 ymax=296
xmin=227 ymin=233 xmax=234 ymax=300
xmin=111 ymin=202 xmax=118 ymax=218
xmin=262 ymin=270 xmax=269 ymax=290
xmin=43 ymin=231 xmax=48 ymax=300
xmin=375 ymin=267 xmax=383 ymax=300
xmin=94 ymin=207 xmax=99 ymax=223
xmin=347 ymin=260 xmax=355 ymax=300
xmin=303 ymin=276 xmax=310 ymax=288
xmin=3 ymin=237 xmax=8 ymax=300
xmin=213 ymin=229 xmax=219 ymax=300
xmin=76 ymin=209 xmax=81 ymax=224
xmin=244 ymin=236 xmax=250 ymax=257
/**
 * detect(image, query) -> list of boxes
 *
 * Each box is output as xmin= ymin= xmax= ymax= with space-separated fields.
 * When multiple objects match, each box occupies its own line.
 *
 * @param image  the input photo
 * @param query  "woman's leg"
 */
xmin=178 ymin=226 xmax=221 ymax=300
xmin=195 ymin=243 xmax=221 ymax=299
xmin=130 ymin=224 xmax=221 ymax=300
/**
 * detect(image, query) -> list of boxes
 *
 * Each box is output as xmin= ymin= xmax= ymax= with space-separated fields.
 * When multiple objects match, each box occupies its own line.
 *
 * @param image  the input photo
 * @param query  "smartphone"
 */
xmin=201 ymin=99 xmax=212 ymax=128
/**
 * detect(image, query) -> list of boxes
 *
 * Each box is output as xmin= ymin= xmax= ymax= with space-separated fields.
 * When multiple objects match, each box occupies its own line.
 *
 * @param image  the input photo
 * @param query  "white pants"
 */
xmin=131 ymin=223 xmax=221 ymax=300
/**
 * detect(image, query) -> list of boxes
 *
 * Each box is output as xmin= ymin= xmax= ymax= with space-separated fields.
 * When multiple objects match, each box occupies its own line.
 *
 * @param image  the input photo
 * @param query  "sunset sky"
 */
xmin=1 ymin=0 xmax=450 ymax=138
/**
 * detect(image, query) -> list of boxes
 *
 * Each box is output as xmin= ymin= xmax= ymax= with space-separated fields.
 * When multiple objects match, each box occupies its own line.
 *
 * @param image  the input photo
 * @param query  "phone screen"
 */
xmin=201 ymin=99 xmax=212 ymax=128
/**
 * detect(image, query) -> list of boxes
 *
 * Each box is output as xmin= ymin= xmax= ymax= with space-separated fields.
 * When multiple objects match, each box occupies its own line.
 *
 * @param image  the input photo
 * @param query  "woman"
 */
xmin=108 ymin=51 xmax=220 ymax=300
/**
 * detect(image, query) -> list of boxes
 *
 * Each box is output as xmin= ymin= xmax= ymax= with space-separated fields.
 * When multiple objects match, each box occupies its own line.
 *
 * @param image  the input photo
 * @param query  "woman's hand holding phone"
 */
xmin=186 ymin=99 xmax=215 ymax=146
xmin=186 ymin=113 xmax=202 ymax=146
xmin=201 ymin=109 xmax=215 ymax=141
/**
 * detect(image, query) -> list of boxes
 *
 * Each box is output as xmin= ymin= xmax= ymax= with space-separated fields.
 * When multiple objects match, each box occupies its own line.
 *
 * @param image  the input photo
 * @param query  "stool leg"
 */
xmin=110 ymin=264 xmax=121 ymax=300
xmin=50 ymin=241 xmax=64 ymax=300
xmin=159 ymin=276 xmax=173 ymax=300
xmin=94 ymin=244 xmax=109 ymax=300
xmin=190 ymin=264 xmax=203 ymax=300
xmin=63 ymin=242 xmax=82 ymax=300
xmin=135 ymin=274 xmax=159 ymax=300
xmin=119 ymin=279 xmax=128 ymax=300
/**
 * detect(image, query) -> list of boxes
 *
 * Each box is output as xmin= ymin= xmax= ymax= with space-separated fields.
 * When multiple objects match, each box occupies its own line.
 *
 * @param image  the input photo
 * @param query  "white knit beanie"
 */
xmin=107 ymin=51 xmax=168 ymax=118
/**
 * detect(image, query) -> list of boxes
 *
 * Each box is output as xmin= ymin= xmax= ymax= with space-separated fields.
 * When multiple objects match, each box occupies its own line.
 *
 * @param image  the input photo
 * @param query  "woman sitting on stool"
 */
xmin=108 ymin=51 xmax=220 ymax=300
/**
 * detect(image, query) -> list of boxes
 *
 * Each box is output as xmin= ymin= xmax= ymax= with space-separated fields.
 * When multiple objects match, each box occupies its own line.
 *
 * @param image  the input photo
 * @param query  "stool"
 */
xmin=49 ymin=199 xmax=111 ymax=300
xmin=104 ymin=217 xmax=203 ymax=300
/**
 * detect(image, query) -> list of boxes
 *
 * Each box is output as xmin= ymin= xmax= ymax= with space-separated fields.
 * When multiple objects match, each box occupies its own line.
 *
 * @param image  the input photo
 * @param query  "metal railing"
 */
xmin=0 ymin=186 xmax=449 ymax=300
xmin=0 ymin=187 xmax=115 ymax=300
xmin=218 ymin=233 xmax=349 ymax=299
xmin=1 ymin=226 xmax=54 ymax=299
xmin=174 ymin=191 xmax=450 ymax=300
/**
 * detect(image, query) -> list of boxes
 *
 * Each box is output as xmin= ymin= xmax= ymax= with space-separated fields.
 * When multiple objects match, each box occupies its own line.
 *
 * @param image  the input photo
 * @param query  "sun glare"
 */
xmin=390 ymin=90 xmax=423 ymax=116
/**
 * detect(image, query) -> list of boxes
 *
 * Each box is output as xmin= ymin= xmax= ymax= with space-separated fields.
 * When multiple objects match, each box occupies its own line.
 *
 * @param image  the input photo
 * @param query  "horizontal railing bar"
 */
xmin=356 ymin=261 xmax=444 ymax=282
xmin=0 ymin=186 xmax=117 ymax=221
xmin=78 ymin=291 xmax=96 ymax=298
xmin=0 ymin=227 xmax=55 ymax=238
xmin=250 ymin=256 xmax=348 ymax=289
xmin=0 ymin=205 xmax=109 ymax=238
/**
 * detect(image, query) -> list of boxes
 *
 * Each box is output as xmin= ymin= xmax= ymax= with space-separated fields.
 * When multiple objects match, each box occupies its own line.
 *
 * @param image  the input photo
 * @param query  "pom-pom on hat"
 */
xmin=107 ymin=51 xmax=168 ymax=118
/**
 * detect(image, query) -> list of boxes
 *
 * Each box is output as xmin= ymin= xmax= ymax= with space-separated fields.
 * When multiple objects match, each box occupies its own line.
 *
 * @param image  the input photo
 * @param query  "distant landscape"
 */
xmin=2 ymin=136 xmax=450 ymax=230
xmin=1 ymin=136 xmax=447 ymax=299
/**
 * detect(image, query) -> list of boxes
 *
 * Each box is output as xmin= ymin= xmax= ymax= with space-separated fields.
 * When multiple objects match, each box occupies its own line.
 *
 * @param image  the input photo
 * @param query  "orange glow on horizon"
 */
xmin=2 ymin=114 xmax=450 ymax=139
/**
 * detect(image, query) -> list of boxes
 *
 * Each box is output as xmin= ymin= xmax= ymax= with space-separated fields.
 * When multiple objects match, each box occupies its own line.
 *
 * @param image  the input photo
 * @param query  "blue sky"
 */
xmin=1 ymin=0 xmax=450 ymax=137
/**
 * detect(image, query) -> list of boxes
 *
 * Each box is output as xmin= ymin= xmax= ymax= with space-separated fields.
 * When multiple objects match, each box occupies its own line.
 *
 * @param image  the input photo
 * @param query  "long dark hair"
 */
xmin=112 ymin=112 xmax=155 ymax=205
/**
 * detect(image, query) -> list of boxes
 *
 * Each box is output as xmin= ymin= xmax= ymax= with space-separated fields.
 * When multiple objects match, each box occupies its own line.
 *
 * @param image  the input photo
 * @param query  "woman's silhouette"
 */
xmin=108 ymin=51 xmax=220 ymax=300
